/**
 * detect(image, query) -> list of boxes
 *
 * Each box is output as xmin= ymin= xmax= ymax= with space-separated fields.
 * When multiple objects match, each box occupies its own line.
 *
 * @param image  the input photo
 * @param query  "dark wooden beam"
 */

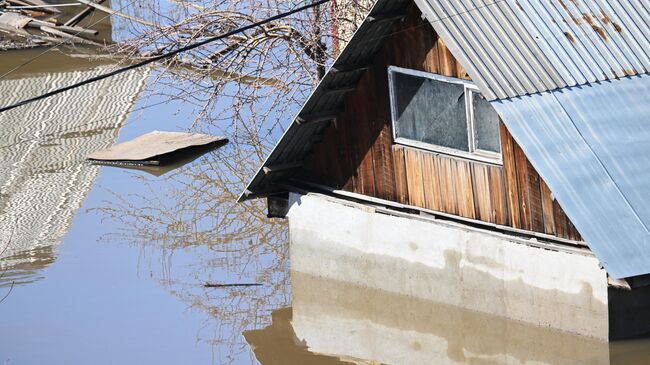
xmin=65 ymin=0 xmax=106 ymax=26
xmin=263 ymin=161 xmax=303 ymax=175
xmin=267 ymin=193 xmax=290 ymax=219
xmin=367 ymin=13 xmax=406 ymax=23
xmin=242 ymin=187 xmax=283 ymax=200
xmin=295 ymin=112 xmax=338 ymax=125
xmin=324 ymin=85 xmax=356 ymax=96
xmin=330 ymin=64 xmax=369 ymax=74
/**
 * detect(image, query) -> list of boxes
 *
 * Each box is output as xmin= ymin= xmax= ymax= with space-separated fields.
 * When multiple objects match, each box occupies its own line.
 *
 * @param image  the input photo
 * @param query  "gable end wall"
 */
xmin=297 ymin=3 xmax=581 ymax=241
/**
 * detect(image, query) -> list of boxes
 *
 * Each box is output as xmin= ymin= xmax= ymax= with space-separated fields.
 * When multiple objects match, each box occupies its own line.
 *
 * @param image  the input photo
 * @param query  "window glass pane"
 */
xmin=472 ymin=92 xmax=501 ymax=153
xmin=392 ymin=72 xmax=469 ymax=152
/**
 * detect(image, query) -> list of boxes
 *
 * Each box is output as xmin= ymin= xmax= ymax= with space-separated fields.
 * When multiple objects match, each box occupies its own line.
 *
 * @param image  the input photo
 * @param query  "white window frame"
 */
xmin=388 ymin=66 xmax=502 ymax=165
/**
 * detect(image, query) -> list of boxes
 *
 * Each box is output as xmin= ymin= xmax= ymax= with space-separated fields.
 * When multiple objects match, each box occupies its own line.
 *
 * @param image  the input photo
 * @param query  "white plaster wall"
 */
xmin=287 ymin=193 xmax=609 ymax=339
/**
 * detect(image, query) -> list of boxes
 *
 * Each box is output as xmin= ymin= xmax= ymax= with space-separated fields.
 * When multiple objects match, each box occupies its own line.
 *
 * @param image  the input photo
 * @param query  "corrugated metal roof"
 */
xmin=415 ymin=0 xmax=650 ymax=100
xmin=493 ymin=74 xmax=650 ymax=279
xmin=239 ymin=0 xmax=411 ymax=201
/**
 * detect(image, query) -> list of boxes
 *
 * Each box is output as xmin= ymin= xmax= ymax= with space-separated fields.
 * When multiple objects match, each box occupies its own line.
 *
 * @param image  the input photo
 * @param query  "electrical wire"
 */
xmin=0 ymin=0 xmax=330 ymax=114
xmin=0 ymin=0 xmax=508 ymax=116
xmin=0 ymin=79 xmax=214 ymax=152
xmin=0 ymin=12 xmax=466 ymax=151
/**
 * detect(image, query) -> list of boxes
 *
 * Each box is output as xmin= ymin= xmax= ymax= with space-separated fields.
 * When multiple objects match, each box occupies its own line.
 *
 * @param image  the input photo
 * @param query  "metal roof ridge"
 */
xmin=492 ymin=71 xmax=650 ymax=103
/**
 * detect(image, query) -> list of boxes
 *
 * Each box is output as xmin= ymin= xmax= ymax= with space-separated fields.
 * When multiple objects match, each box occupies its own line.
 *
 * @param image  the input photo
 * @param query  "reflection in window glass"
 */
xmin=393 ymin=72 xmax=469 ymax=152
xmin=389 ymin=67 xmax=502 ymax=162
xmin=472 ymin=92 xmax=501 ymax=153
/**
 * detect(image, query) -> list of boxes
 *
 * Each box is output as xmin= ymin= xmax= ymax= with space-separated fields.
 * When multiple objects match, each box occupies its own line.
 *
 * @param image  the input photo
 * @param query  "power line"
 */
xmin=0 ymin=82 xmax=212 ymax=152
xmin=0 ymin=0 xmax=510 ymax=115
xmin=0 ymin=0 xmax=330 ymax=114
xmin=0 ymin=0 xmax=141 ymax=81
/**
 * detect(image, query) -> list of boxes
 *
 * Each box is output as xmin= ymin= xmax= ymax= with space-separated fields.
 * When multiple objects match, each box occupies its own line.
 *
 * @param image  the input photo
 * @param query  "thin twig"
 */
xmin=203 ymin=283 xmax=262 ymax=288
xmin=0 ymin=281 xmax=14 ymax=304
xmin=0 ymin=218 xmax=15 ymax=259
xmin=0 ymin=221 xmax=16 ymax=304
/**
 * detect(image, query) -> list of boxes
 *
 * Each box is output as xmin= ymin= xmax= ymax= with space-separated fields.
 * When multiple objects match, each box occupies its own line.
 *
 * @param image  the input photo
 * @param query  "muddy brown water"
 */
xmin=0 ymin=33 xmax=650 ymax=365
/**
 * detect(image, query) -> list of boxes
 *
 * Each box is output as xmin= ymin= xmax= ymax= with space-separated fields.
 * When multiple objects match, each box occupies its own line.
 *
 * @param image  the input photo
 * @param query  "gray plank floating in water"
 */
xmin=87 ymin=131 xmax=227 ymax=162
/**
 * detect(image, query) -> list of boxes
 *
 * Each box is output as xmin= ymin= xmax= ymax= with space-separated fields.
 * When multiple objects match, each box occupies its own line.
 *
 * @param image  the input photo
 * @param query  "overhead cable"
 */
xmin=0 ymin=0 xmax=330 ymax=114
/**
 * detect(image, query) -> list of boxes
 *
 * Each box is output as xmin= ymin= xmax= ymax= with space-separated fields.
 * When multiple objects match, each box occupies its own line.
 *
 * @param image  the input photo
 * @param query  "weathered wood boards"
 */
xmin=298 ymin=3 xmax=582 ymax=241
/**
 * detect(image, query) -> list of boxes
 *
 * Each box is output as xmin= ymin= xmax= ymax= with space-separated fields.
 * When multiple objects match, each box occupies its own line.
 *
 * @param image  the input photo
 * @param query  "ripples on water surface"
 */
xmin=0 ymin=26 xmax=650 ymax=365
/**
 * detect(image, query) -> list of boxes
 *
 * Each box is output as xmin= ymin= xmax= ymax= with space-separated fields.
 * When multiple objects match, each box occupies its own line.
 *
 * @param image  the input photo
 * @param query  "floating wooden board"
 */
xmin=97 ymin=148 xmax=220 ymax=176
xmin=87 ymin=131 xmax=228 ymax=166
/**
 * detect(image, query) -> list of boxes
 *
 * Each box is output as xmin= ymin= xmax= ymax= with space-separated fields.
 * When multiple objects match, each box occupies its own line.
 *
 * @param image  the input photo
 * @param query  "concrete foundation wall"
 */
xmin=287 ymin=193 xmax=609 ymax=339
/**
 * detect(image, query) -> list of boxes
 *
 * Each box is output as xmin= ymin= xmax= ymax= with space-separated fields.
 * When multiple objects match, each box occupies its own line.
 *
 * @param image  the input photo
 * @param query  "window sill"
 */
xmin=394 ymin=138 xmax=503 ymax=166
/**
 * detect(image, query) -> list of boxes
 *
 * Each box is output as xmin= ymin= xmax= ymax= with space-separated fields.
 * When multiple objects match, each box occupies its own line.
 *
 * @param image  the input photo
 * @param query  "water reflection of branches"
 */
xmin=106 ymin=0 xmax=372 ymax=156
xmin=90 ymin=1 xmax=370 ymax=362
xmin=91 ymin=143 xmax=289 ymax=363
xmin=0 ymin=222 xmax=16 ymax=304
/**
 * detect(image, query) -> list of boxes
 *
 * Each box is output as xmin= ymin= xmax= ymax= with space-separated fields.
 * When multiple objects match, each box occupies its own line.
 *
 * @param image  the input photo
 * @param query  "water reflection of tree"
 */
xmin=0 ymin=227 xmax=15 ymax=303
xmin=92 ymin=143 xmax=290 ymax=363
xmin=91 ymin=1 xmax=369 ymax=363
xmin=106 ymin=0 xmax=372 ymax=154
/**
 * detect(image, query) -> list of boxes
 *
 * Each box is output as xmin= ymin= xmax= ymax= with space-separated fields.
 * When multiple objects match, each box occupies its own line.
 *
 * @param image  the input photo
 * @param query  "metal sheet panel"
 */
xmin=492 ymin=74 xmax=650 ymax=279
xmin=416 ymin=0 xmax=650 ymax=100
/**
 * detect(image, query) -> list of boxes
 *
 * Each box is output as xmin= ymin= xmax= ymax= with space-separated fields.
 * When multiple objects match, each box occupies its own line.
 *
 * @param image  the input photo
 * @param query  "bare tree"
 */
xmin=90 ymin=145 xmax=290 ymax=363
xmin=87 ymin=1 xmax=371 ymax=362
xmin=100 ymin=0 xmax=371 ymax=154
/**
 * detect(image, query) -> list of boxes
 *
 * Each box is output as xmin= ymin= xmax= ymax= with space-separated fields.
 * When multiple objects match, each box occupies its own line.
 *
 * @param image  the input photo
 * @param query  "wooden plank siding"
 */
xmin=297 ymin=4 xmax=582 ymax=241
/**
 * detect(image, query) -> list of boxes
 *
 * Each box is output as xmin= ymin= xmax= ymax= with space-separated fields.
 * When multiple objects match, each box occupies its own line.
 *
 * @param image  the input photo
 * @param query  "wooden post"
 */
xmin=76 ymin=0 xmax=158 ymax=27
xmin=64 ymin=0 xmax=106 ymax=27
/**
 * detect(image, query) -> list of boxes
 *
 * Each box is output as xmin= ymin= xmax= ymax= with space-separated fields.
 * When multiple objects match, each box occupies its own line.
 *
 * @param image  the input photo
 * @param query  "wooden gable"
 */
xmin=295 ymin=3 xmax=581 ymax=241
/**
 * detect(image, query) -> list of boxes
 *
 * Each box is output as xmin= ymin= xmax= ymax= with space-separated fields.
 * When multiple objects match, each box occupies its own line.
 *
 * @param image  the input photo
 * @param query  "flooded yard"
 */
xmin=0 ymin=48 xmax=290 ymax=364
xmin=1 ymin=2 xmax=650 ymax=364
xmin=0 ymin=49 xmax=648 ymax=365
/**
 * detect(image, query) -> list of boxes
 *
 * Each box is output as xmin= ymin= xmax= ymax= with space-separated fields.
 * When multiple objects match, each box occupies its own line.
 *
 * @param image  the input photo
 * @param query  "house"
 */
xmin=240 ymin=0 xmax=650 ymax=340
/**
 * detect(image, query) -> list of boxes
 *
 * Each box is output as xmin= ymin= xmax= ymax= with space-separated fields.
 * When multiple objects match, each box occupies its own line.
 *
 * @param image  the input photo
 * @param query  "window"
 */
xmin=388 ymin=66 xmax=501 ymax=163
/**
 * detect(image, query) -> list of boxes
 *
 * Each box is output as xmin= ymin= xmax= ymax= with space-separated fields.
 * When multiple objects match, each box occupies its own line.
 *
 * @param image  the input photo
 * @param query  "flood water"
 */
xmin=1 ymin=11 xmax=650 ymax=365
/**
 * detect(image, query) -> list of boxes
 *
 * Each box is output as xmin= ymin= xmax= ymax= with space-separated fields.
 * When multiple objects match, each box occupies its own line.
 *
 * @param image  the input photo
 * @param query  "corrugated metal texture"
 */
xmin=492 ymin=74 xmax=650 ymax=279
xmin=415 ymin=0 xmax=650 ymax=100
xmin=240 ymin=0 xmax=410 ymax=201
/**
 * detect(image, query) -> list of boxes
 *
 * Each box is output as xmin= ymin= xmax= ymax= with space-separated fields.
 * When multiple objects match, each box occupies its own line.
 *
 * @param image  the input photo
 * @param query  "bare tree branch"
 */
xmin=0 ymin=282 xmax=14 ymax=304
xmin=0 ymin=219 xmax=16 ymax=304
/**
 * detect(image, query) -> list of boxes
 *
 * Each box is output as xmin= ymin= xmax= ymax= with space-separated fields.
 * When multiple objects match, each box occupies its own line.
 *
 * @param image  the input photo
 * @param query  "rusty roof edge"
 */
xmin=414 ymin=0 xmax=650 ymax=101
xmin=238 ymin=0 xmax=405 ymax=202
